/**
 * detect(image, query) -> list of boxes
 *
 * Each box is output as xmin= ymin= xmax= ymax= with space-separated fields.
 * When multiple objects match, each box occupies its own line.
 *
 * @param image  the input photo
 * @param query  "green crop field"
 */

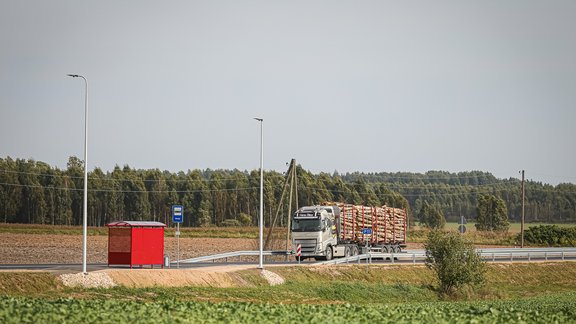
xmin=1 ymin=292 xmax=575 ymax=323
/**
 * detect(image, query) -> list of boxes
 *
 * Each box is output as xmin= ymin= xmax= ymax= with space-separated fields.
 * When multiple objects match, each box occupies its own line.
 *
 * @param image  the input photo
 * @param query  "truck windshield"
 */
xmin=291 ymin=218 xmax=322 ymax=232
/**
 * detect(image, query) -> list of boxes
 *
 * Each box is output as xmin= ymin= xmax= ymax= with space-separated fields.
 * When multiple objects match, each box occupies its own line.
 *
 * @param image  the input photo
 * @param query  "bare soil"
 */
xmin=0 ymin=232 xmax=514 ymax=289
xmin=0 ymin=233 xmax=257 ymax=264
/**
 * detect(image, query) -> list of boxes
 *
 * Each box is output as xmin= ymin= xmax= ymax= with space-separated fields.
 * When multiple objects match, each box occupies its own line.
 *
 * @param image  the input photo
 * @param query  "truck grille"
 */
xmin=293 ymin=239 xmax=317 ymax=253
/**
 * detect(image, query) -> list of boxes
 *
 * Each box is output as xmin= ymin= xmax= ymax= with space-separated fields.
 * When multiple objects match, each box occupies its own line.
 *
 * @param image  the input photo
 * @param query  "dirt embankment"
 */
xmin=57 ymin=266 xmax=260 ymax=288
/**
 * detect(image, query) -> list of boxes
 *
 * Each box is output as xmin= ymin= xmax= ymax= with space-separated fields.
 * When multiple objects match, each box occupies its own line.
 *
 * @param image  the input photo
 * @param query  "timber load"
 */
xmin=324 ymin=202 xmax=407 ymax=244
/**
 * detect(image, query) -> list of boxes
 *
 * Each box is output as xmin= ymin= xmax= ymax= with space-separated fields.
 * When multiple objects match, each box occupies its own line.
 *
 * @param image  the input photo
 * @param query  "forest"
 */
xmin=1 ymin=156 xmax=575 ymax=227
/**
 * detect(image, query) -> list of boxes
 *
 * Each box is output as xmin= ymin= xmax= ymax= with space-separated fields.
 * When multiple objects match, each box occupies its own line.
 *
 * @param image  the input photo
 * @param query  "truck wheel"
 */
xmin=344 ymin=246 xmax=351 ymax=258
xmin=325 ymin=246 xmax=333 ymax=261
xmin=351 ymin=246 xmax=359 ymax=256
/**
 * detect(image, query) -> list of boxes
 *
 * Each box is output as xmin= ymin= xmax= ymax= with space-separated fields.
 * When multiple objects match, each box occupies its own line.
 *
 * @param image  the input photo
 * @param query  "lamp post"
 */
xmin=254 ymin=118 xmax=264 ymax=269
xmin=520 ymin=170 xmax=525 ymax=248
xmin=67 ymin=74 xmax=88 ymax=274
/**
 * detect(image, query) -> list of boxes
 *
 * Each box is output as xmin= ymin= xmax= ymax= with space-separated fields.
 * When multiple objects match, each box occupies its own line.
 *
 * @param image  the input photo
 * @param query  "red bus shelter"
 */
xmin=106 ymin=221 xmax=166 ymax=268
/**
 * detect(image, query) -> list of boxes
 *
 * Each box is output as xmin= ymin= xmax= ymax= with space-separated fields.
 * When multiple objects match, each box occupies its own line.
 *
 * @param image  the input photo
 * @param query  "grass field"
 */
xmin=442 ymin=221 xmax=576 ymax=233
xmin=2 ymin=263 xmax=576 ymax=323
xmin=2 ymin=222 xmax=574 ymax=242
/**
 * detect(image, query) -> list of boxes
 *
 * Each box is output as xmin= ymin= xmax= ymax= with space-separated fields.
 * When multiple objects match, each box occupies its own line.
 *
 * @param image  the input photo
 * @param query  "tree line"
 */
xmin=1 ymin=156 xmax=575 ymax=227
xmin=341 ymin=171 xmax=576 ymax=223
xmin=0 ymin=156 xmax=407 ymax=227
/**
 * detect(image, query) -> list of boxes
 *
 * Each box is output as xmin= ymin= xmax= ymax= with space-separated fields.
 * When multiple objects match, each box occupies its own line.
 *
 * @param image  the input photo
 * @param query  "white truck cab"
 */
xmin=291 ymin=206 xmax=338 ymax=260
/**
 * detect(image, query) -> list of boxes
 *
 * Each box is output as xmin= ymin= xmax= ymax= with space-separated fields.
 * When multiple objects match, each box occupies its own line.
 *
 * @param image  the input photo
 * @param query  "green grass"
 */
xmin=0 ymin=273 xmax=64 ymax=297
xmin=0 ymin=223 xmax=268 ymax=239
xmin=0 ymin=223 xmax=109 ymax=236
xmin=442 ymin=221 xmax=576 ymax=233
xmin=2 ymin=222 xmax=574 ymax=243
xmin=409 ymin=222 xmax=576 ymax=245
xmin=2 ymin=263 xmax=576 ymax=322
xmin=3 ymin=263 xmax=576 ymax=303
xmin=1 ymin=292 xmax=575 ymax=323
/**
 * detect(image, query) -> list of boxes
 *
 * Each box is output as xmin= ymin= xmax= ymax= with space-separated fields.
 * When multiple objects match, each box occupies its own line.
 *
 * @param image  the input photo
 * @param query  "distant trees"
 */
xmin=0 ymin=156 xmax=409 ymax=227
xmin=418 ymin=201 xmax=446 ymax=229
xmin=1 ymin=156 xmax=575 ymax=227
xmin=342 ymin=171 xmax=576 ymax=224
xmin=476 ymin=194 xmax=510 ymax=232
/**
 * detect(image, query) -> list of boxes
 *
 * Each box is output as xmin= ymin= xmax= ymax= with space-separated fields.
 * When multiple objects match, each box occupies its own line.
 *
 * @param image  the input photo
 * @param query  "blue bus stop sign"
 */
xmin=172 ymin=205 xmax=183 ymax=223
xmin=362 ymin=228 xmax=372 ymax=235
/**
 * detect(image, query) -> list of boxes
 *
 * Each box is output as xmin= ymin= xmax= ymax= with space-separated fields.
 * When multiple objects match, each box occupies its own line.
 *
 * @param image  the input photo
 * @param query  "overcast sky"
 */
xmin=1 ymin=1 xmax=575 ymax=185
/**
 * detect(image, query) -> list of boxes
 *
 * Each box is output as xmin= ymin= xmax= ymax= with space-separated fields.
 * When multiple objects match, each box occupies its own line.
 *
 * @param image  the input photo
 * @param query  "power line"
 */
xmin=0 ymin=181 xmax=264 ymax=194
xmin=0 ymin=168 xmax=286 ymax=184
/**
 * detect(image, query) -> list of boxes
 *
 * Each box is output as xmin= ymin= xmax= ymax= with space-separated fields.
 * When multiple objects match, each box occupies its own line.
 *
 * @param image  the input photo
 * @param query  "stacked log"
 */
xmin=324 ymin=202 xmax=407 ymax=244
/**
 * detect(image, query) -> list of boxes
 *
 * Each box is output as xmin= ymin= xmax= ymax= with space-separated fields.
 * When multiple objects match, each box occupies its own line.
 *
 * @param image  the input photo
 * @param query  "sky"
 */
xmin=1 ymin=1 xmax=575 ymax=185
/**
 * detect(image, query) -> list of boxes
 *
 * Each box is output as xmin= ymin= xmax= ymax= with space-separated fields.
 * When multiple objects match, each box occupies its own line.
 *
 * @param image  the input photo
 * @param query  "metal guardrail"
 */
xmin=178 ymin=250 xmax=291 ymax=264
xmin=317 ymin=247 xmax=576 ymax=265
xmin=176 ymin=247 xmax=576 ymax=265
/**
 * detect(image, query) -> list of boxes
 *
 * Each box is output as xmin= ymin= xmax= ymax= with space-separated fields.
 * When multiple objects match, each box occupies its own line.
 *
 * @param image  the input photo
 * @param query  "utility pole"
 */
xmin=286 ymin=159 xmax=296 ymax=251
xmin=521 ymin=170 xmax=525 ymax=248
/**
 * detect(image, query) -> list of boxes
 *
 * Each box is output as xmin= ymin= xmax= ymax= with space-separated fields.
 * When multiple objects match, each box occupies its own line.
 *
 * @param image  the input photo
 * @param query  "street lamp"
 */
xmin=67 ymin=74 xmax=88 ymax=274
xmin=254 ymin=118 xmax=264 ymax=269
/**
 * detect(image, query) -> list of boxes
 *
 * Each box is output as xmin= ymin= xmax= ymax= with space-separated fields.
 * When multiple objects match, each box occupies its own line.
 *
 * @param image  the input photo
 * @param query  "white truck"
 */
xmin=291 ymin=202 xmax=407 ymax=261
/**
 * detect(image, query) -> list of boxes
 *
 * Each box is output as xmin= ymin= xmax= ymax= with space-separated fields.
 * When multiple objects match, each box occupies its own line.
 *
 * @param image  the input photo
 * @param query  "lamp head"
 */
xmin=67 ymin=74 xmax=80 ymax=78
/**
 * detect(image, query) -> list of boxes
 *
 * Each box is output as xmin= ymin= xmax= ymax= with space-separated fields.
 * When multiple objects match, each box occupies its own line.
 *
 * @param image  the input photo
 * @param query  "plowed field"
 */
xmin=0 ymin=233 xmax=257 ymax=264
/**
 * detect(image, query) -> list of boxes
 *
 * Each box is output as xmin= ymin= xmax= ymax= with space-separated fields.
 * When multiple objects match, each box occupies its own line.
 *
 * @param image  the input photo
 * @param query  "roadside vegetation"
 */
xmin=2 ymin=223 xmax=575 ymax=246
xmin=1 ymin=263 xmax=576 ymax=322
xmin=3 ymin=264 xmax=576 ymax=302
xmin=425 ymin=230 xmax=485 ymax=295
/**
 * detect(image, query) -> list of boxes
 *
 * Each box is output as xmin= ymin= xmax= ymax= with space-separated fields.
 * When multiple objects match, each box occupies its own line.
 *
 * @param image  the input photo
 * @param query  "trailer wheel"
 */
xmin=325 ymin=246 xmax=333 ymax=261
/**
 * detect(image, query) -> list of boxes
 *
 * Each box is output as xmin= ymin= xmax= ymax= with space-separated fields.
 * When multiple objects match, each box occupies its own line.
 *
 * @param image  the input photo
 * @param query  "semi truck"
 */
xmin=291 ymin=202 xmax=407 ymax=261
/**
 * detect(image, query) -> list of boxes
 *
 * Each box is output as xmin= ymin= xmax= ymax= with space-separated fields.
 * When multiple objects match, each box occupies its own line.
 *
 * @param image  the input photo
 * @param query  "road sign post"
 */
xmin=459 ymin=216 xmax=467 ymax=234
xmin=361 ymin=228 xmax=372 ymax=270
xmin=296 ymin=244 xmax=302 ymax=265
xmin=172 ymin=205 xmax=183 ymax=268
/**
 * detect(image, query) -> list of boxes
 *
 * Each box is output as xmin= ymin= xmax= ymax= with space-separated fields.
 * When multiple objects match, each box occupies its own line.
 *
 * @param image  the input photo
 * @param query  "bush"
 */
xmin=519 ymin=225 xmax=576 ymax=246
xmin=425 ymin=230 xmax=486 ymax=295
xmin=238 ymin=213 xmax=253 ymax=227
xmin=220 ymin=219 xmax=241 ymax=227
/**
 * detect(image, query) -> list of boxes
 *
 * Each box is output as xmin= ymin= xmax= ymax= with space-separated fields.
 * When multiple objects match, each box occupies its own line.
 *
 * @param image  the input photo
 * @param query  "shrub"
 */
xmin=220 ymin=219 xmax=241 ymax=227
xmin=425 ymin=230 xmax=486 ymax=295
xmin=238 ymin=213 xmax=253 ymax=227
xmin=519 ymin=225 xmax=576 ymax=246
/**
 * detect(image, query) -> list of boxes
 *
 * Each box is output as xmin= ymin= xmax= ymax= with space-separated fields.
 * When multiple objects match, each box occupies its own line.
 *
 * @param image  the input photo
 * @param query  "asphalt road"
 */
xmin=2 ymin=247 xmax=575 ymax=272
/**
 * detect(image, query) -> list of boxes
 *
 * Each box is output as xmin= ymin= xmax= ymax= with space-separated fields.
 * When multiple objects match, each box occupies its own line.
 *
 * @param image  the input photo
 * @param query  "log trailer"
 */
xmin=291 ymin=202 xmax=407 ymax=261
